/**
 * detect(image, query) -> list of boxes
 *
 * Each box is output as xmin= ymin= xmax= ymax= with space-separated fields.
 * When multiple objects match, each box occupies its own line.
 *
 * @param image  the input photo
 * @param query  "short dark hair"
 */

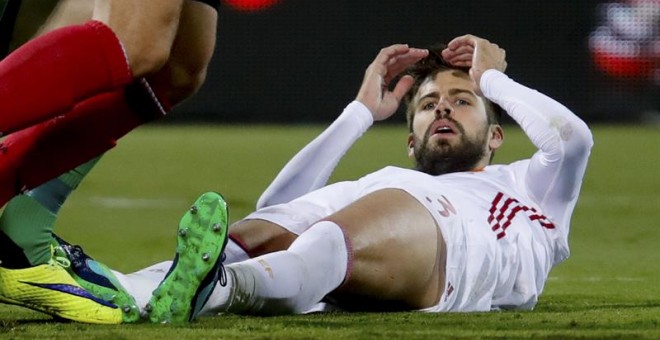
xmin=403 ymin=44 xmax=504 ymax=131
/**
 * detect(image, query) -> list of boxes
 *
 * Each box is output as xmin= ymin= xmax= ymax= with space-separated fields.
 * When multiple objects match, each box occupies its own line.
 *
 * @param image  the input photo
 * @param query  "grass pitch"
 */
xmin=1 ymin=124 xmax=659 ymax=339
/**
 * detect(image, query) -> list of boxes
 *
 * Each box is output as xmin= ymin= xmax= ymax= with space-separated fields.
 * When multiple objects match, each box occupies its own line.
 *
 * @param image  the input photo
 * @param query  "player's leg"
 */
xmin=228 ymin=220 xmax=298 ymax=259
xmin=121 ymin=181 xmax=342 ymax=319
xmin=147 ymin=219 xmax=345 ymax=321
xmin=0 ymin=0 xmax=216 ymax=271
xmin=0 ymin=89 xmax=146 ymax=324
xmin=0 ymin=158 xmax=128 ymax=325
xmin=0 ymin=1 xmax=219 ymax=322
xmin=0 ymin=0 xmax=216 ymax=200
xmin=323 ymin=189 xmax=446 ymax=311
xmin=148 ymin=189 xmax=443 ymax=319
xmin=0 ymin=157 xmax=100 ymax=269
xmin=91 ymin=0 xmax=184 ymax=78
xmin=0 ymin=80 xmax=166 ymax=207
xmin=43 ymin=0 xmax=219 ymax=104
xmin=0 ymin=0 xmax=217 ymax=256
xmin=5 ymin=0 xmax=218 ymax=196
xmin=0 ymin=0 xmax=217 ymax=324
xmin=27 ymin=0 xmax=217 ymax=102
xmin=0 ymin=0 xmax=185 ymax=135
xmin=0 ymin=11 xmax=132 ymax=134
xmin=88 ymin=223 xmax=271 ymax=318
xmin=147 ymin=0 xmax=218 ymax=105
xmin=195 ymin=220 xmax=348 ymax=317
xmin=0 ymin=81 xmax=165 ymax=323
xmin=0 ymin=72 xmax=168 ymax=326
xmin=109 ymin=220 xmax=287 ymax=315
xmin=220 ymin=189 xmax=443 ymax=314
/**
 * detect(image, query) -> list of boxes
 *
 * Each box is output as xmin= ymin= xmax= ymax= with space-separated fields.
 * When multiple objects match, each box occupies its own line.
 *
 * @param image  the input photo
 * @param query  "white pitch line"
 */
xmin=87 ymin=196 xmax=187 ymax=209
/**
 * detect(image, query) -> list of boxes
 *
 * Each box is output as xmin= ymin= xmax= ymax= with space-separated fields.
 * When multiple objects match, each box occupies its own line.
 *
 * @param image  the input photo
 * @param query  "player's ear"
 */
xmin=407 ymin=133 xmax=416 ymax=158
xmin=488 ymin=124 xmax=504 ymax=151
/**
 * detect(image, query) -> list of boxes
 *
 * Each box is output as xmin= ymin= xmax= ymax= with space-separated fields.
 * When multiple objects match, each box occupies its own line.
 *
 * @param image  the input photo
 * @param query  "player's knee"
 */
xmin=229 ymin=219 xmax=297 ymax=259
xmin=92 ymin=1 xmax=184 ymax=76
xmin=128 ymin=44 xmax=173 ymax=78
xmin=166 ymin=62 xmax=210 ymax=104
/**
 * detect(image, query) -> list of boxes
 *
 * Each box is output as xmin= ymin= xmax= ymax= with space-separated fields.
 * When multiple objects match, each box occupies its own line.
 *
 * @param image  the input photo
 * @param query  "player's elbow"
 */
xmin=558 ymin=118 xmax=593 ymax=159
xmin=570 ymin=122 xmax=594 ymax=157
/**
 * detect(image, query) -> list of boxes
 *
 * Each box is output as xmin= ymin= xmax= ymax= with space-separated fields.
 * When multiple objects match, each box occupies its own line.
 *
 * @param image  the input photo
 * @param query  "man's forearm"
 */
xmin=256 ymin=101 xmax=373 ymax=209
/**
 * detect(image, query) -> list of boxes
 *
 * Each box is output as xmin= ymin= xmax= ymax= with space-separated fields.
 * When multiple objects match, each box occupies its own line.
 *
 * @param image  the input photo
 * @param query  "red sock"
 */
xmin=0 ymin=20 xmax=132 ymax=135
xmin=0 ymin=80 xmax=168 ymax=206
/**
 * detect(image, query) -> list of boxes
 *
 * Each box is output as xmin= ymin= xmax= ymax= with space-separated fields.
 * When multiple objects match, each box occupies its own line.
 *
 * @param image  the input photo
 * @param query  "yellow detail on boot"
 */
xmin=0 ymin=264 xmax=122 ymax=324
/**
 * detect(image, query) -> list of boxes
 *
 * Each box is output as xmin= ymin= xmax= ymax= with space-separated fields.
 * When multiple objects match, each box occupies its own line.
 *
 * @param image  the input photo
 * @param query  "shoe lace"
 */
xmin=48 ymin=244 xmax=71 ymax=269
xmin=218 ymin=253 xmax=227 ymax=287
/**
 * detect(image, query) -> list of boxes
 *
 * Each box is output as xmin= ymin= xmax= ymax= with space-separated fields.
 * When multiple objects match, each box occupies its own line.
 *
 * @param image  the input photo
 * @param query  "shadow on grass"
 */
xmin=0 ymin=318 xmax=68 ymax=328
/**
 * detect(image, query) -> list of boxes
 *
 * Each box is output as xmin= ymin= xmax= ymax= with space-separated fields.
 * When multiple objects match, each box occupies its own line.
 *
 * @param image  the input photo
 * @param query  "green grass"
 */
xmin=1 ymin=124 xmax=659 ymax=339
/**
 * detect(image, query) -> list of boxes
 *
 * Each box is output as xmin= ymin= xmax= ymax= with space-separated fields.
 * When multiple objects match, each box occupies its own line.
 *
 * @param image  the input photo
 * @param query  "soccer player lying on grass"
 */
xmin=141 ymin=35 xmax=593 ymax=321
xmin=0 ymin=0 xmax=220 ymax=324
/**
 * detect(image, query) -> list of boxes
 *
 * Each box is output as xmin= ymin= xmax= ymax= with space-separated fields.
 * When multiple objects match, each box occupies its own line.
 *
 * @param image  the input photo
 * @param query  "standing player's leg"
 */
xmin=145 ymin=0 xmax=218 ymax=105
xmin=0 ymin=80 xmax=167 ymax=207
xmin=0 ymin=0 xmax=220 ymax=324
xmin=0 ymin=0 xmax=219 ymax=271
xmin=0 ymin=0 xmax=218 ymax=201
xmin=0 ymin=81 xmax=165 ymax=324
xmin=147 ymin=189 xmax=444 ymax=321
xmin=0 ymin=0 xmax=218 ymax=261
xmin=0 ymin=0 xmax=184 ymax=135
xmin=35 ymin=0 xmax=218 ymax=105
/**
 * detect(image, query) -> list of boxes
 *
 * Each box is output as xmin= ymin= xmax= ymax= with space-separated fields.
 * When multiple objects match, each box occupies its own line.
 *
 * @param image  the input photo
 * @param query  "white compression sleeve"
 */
xmin=480 ymin=70 xmax=593 ymax=174
xmin=256 ymin=101 xmax=373 ymax=209
xmin=198 ymin=221 xmax=348 ymax=316
xmin=480 ymin=70 xmax=593 ymax=247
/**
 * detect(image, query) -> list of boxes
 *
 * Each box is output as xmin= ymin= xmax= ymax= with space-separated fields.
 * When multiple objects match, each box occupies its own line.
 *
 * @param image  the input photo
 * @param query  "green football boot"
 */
xmin=146 ymin=192 xmax=229 ymax=324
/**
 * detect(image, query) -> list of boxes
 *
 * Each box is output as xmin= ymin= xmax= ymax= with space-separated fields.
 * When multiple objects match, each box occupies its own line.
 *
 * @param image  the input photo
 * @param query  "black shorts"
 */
xmin=0 ymin=0 xmax=23 ymax=59
xmin=193 ymin=0 xmax=220 ymax=11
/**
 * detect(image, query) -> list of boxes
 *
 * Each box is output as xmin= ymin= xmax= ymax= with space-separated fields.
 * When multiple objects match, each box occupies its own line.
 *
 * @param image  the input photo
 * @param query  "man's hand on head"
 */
xmin=441 ymin=35 xmax=507 ymax=96
xmin=356 ymin=44 xmax=428 ymax=121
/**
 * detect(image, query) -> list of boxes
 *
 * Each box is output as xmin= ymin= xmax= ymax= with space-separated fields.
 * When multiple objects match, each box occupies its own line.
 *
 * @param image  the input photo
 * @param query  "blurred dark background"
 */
xmin=173 ymin=0 xmax=659 ymax=124
xmin=7 ymin=0 xmax=659 ymax=124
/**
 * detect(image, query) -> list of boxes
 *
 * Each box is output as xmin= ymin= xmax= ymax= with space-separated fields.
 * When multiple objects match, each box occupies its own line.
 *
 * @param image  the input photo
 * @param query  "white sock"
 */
xmin=199 ymin=221 xmax=348 ymax=316
xmin=113 ymin=237 xmax=248 ymax=314
xmin=113 ymin=261 xmax=172 ymax=315
xmin=224 ymin=237 xmax=250 ymax=263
